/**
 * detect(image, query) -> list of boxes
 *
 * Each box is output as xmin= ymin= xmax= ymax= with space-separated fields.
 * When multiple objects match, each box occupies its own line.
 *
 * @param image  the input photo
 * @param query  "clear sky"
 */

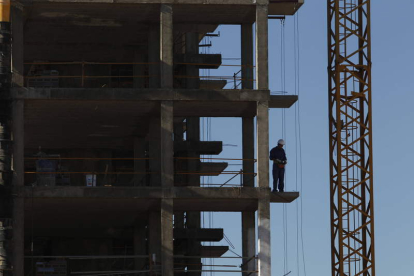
xmin=197 ymin=1 xmax=414 ymax=276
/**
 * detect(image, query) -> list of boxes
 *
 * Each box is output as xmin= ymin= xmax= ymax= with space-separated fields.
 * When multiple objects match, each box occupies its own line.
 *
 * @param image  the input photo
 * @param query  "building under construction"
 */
xmin=0 ymin=1 xmax=304 ymax=275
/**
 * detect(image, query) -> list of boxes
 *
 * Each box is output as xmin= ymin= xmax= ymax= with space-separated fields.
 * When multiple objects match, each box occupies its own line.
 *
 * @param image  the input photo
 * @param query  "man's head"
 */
xmin=277 ymin=139 xmax=285 ymax=148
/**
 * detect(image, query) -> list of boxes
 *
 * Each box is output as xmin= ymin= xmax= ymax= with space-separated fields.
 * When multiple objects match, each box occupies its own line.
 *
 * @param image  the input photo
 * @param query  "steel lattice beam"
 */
xmin=327 ymin=1 xmax=375 ymax=276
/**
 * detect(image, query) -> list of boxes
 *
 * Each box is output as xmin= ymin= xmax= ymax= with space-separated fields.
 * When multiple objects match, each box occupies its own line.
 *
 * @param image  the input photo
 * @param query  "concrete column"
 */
xmin=12 ymin=100 xmax=24 ymax=276
xmin=133 ymin=219 xmax=147 ymax=271
xmin=134 ymin=137 xmax=146 ymax=186
xmin=149 ymin=117 xmax=161 ymax=187
xmin=255 ymin=4 xmax=269 ymax=90
xmin=148 ymin=211 xmax=161 ymax=265
xmin=242 ymin=117 xmax=256 ymax=276
xmin=242 ymin=117 xmax=255 ymax=187
xmin=161 ymin=101 xmax=174 ymax=187
xmin=257 ymin=190 xmax=271 ymax=276
xmin=185 ymin=33 xmax=199 ymax=89
xmin=149 ymin=25 xmax=160 ymax=88
xmin=241 ymin=24 xmax=254 ymax=89
xmin=160 ymin=4 xmax=173 ymax=88
xmin=256 ymin=102 xmax=269 ymax=188
xmin=11 ymin=5 xmax=23 ymax=87
xmin=161 ymin=198 xmax=174 ymax=276
xmin=242 ymin=212 xmax=256 ymax=276
xmin=186 ymin=116 xmax=201 ymax=276
xmin=186 ymin=118 xmax=200 ymax=186
xmin=257 ymin=99 xmax=270 ymax=276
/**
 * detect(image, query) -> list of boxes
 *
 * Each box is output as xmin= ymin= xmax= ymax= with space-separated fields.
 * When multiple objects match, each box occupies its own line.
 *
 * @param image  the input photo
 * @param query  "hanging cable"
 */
xmin=293 ymin=10 xmax=300 ymax=276
xmin=295 ymin=10 xmax=307 ymax=276
xmin=278 ymin=18 xmax=290 ymax=276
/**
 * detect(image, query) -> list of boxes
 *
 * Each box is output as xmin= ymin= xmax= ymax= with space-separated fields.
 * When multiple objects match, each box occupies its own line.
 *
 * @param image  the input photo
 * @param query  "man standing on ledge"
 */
xmin=269 ymin=139 xmax=287 ymax=192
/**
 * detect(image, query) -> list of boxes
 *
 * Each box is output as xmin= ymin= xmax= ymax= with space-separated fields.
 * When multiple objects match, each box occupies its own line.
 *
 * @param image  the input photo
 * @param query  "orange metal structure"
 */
xmin=328 ymin=0 xmax=375 ymax=275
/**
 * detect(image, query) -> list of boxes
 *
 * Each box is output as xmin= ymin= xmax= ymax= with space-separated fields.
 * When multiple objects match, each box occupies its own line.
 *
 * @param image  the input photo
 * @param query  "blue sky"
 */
xmin=197 ymin=1 xmax=414 ymax=275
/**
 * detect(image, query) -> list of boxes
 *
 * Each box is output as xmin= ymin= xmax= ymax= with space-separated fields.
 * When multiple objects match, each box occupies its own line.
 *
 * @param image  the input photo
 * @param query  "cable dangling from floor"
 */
xmin=278 ymin=17 xmax=290 ymax=276
xmin=294 ymin=9 xmax=307 ymax=276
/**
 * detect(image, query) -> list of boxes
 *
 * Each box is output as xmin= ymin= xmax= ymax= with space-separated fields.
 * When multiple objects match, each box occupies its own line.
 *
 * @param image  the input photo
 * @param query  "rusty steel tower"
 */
xmin=328 ymin=0 xmax=375 ymax=275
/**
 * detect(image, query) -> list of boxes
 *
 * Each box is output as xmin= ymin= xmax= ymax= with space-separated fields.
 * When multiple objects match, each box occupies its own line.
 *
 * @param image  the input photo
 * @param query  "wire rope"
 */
xmin=294 ymin=11 xmax=300 ymax=276
xmin=278 ymin=18 xmax=289 ymax=276
xmin=295 ymin=11 xmax=307 ymax=276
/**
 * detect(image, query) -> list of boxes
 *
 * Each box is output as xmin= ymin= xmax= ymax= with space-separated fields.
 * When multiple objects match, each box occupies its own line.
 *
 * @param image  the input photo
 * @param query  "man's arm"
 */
xmin=281 ymin=149 xmax=287 ymax=164
xmin=269 ymin=148 xmax=274 ymax=161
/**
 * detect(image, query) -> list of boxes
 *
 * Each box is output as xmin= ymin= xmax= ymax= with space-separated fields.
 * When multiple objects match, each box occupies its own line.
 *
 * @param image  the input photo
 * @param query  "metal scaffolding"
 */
xmin=327 ymin=0 xmax=375 ymax=275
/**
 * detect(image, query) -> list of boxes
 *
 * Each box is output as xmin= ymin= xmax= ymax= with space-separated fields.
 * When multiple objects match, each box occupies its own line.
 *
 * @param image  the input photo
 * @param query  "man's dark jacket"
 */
xmin=269 ymin=147 xmax=287 ymax=168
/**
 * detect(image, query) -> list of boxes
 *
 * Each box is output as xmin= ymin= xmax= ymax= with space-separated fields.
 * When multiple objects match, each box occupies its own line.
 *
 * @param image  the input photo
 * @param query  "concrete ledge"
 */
xmin=23 ymin=187 xmax=299 ymax=230
xmin=270 ymin=191 xmax=300 ymax=203
xmin=269 ymin=94 xmax=298 ymax=108
xmin=173 ymin=228 xmax=223 ymax=241
xmin=24 ymin=186 xmax=299 ymax=201
xmin=175 ymin=54 xmax=222 ymax=69
xmin=22 ymin=0 xmax=257 ymax=4
xmin=174 ymin=141 xmax=223 ymax=155
xmin=198 ymin=162 xmax=228 ymax=176
xmin=269 ymin=0 xmax=304 ymax=16
xmin=199 ymin=80 xmax=227 ymax=90
xmin=200 ymin=246 xmax=229 ymax=257
xmin=23 ymin=186 xmax=260 ymax=198
xmin=12 ymin=88 xmax=270 ymax=102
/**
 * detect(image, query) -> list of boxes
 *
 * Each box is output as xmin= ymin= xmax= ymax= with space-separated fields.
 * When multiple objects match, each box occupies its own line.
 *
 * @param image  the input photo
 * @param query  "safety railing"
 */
xmin=23 ymin=156 xmax=257 ymax=188
xmin=24 ymin=61 xmax=255 ymax=89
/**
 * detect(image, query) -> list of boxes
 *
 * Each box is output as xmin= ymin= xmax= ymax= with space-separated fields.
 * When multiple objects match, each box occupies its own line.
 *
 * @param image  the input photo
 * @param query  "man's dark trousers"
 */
xmin=273 ymin=166 xmax=285 ymax=192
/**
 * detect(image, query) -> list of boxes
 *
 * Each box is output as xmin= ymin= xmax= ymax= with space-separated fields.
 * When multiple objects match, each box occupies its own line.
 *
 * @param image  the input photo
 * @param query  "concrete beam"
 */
xmin=255 ymin=4 xmax=269 ymax=90
xmin=12 ymin=100 xmax=24 ymax=276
